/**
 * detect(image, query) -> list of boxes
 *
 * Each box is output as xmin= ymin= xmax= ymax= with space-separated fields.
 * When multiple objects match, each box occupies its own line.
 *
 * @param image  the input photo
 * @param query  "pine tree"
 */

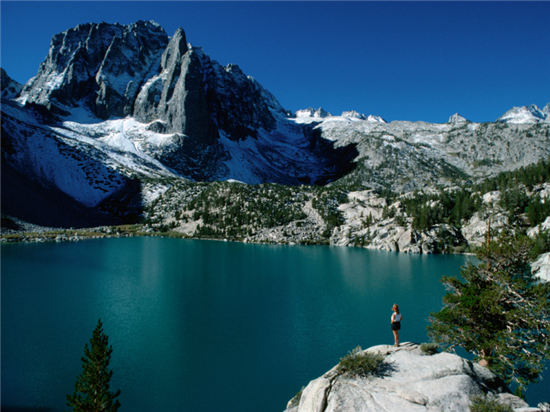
xmin=427 ymin=231 xmax=550 ymax=394
xmin=66 ymin=319 xmax=121 ymax=412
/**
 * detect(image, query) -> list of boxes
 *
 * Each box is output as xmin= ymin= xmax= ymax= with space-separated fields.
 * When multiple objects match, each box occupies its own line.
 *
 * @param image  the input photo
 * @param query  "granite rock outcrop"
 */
xmin=284 ymin=343 xmax=546 ymax=412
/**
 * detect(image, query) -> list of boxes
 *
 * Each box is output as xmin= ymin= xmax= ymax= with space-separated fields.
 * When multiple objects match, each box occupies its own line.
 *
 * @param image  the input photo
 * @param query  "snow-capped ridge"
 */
xmin=340 ymin=111 xmax=388 ymax=123
xmin=341 ymin=110 xmax=366 ymax=120
xmin=366 ymin=114 xmax=387 ymax=123
xmin=295 ymin=107 xmax=332 ymax=119
xmin=496 ymin=103 xmax=549 ymax=124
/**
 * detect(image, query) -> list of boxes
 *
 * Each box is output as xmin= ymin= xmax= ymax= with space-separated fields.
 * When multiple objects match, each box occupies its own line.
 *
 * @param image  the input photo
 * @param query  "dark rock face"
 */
xmin=1 ymin=68 xmax=23 ymax=99
xmin=303 ymin=127 xmax=358 ymax=185
xmin=197 ymin=50 xmax=287 ymax=141
xmin=19 ymin=21 xmax=168 ymax=119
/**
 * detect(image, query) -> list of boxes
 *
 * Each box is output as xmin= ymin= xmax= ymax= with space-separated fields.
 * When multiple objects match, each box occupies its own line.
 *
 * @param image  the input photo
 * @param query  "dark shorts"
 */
xmin=391 ymin=321 xmax=401 ymax=331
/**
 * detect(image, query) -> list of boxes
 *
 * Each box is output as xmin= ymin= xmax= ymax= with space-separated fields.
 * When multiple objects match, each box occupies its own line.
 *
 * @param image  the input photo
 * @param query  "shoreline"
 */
xmin=0 ymin=224 xmax=475 ymax=256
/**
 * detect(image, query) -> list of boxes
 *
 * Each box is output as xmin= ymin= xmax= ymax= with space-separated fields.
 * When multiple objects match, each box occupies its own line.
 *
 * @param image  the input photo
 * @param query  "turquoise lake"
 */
xmin=1 ymin=237 xmax=548 ymax=411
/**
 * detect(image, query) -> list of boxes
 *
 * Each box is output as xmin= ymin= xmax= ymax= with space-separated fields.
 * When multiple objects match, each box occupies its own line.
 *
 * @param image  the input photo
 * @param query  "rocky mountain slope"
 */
xmin=299 ymin=109 xmax=550 ymax=193
xmin=1 ymin=20 xmax=550 ymax=236
xmin=1 ymin=68 xmax=22 ymax=99
xmin=497 ymin=103 xmax=550 ymax=124
xmin=129 ymin=175 xmax=550 ymax=255
xmin=283 ymin=343 xmax=548 ymax=412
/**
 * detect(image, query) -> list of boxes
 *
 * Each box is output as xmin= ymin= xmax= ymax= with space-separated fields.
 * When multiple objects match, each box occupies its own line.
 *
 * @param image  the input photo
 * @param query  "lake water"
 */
xmin=1 ymin=237 xmax=547 ymax=411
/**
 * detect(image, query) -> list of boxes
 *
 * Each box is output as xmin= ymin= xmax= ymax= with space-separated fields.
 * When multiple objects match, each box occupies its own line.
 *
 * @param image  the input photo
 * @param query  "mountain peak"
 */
xmin=341 ymin=110 xmax=366 ymax=119
xmin=365 ymin=114 xmax=387 ymax=123
xmin=18 ymin=21 xmax=169 ymax=118
xmin=496 ymin=104 xmax=548 ymax=124
xmin=161 ymin=27 xmax=188 ymax=70
xmin=449 ymin=113 xmax=468 ymax=123
xmin=295 ymin=107 xmax=331 ymax=118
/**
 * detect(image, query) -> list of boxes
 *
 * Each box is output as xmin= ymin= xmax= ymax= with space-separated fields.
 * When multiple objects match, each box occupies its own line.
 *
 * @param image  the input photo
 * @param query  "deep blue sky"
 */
xmin=1 ymin=1 xmax=549 ymax=123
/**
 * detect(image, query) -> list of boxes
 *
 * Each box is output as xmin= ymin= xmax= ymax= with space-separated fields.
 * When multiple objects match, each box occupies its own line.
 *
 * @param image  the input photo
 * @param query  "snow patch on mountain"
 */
xmin=1 ymin=100 xmax=41 ymax=125
xmin=97 ymin=120 xmax=141 ymax=154
xmin=366 ymin=114 xmax=387 ymax=123
xmin=496 ymin=103 xmax=549 ymax=124
xmin=341 ymin=110 xmax=366 ymax=119
xmin=2 ymin=100 xmax=183 ymax=207
xmin=294 ymin=109 xmax=387 ymax=127
xmin=64 ymin=105 xmax=105 ymax=124
xmin=340 ymin=111 xmax=387 ymax=123
xmin=56 ymin=117 xmax=184 ymax=178
xmin=3 ymin=115 xmax=123 ymax=207
xmin=216 ymin=119 xmax=336 ymax=184
xmin=295 ymin=107 xmax=332 ymax=119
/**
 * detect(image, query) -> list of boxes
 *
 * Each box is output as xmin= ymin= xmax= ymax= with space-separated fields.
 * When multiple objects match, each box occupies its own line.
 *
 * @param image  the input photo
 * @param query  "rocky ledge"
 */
xmin=284 ymin=343 xmax=549 ymax=412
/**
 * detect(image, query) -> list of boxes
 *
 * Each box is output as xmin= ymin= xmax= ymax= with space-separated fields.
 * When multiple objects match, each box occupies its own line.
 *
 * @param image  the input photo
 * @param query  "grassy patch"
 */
xmin=420 ymin=343 xmax=439 ymax=356
xmin=337 ymin=346 xmax=385 ymax=378
xmin=469 ymin=394 xmax=513 ymax=412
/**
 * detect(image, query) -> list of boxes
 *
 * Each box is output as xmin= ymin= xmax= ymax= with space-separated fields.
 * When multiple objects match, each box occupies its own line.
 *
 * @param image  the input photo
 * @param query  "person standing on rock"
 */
xmin=391 ymin=304 xmax=402 ymax=347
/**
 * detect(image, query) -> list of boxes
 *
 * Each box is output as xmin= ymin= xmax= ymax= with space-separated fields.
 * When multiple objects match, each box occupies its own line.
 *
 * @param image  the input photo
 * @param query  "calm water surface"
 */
xmin=2 ymin=237 xmax=548 ymax=411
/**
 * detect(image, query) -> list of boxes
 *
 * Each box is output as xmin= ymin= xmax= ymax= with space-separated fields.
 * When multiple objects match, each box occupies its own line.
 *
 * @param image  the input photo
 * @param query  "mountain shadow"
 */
xmin=1 ymin=160 xmax=143 ymax=229
xmin=305 ymin=127 xmax=359 ymax=186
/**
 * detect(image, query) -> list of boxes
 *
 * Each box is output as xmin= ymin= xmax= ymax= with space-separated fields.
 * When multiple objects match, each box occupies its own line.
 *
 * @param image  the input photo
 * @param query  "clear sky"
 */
xmin=1 ymin=1 xmax=549 ymax=123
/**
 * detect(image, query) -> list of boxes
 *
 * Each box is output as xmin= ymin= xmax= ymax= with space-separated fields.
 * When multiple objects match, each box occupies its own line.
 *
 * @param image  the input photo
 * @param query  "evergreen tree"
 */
xmin=66 ymin=319 xmax=121 ymax=412
xmin=427 ymin=232 xmax=550 ymax=394
xmin=499 ymin=186 xmax=529 ymax=228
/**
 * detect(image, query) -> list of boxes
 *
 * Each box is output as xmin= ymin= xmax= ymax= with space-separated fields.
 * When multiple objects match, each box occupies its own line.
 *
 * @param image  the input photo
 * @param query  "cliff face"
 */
xmin=19 ymin=21 xmax=169 ymax=118
xmin=133 ymin=29 xmax=217 ymax=145
xmin=284 ymin=343 xmax=546 ymax=412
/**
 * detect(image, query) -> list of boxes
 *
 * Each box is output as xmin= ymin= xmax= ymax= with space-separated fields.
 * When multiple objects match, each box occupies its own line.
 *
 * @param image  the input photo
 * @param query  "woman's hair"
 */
xmin=393 ymin=304 xmax=400 ymax=313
